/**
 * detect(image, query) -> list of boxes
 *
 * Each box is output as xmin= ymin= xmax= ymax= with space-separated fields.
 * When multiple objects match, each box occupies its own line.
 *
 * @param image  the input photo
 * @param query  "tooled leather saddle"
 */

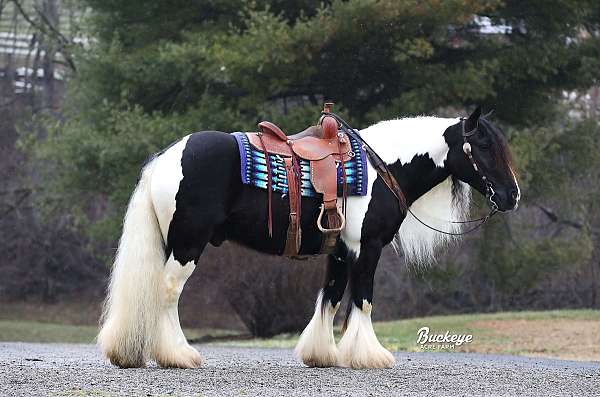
xmin=246 ymin=103 xmax=351 ymax=256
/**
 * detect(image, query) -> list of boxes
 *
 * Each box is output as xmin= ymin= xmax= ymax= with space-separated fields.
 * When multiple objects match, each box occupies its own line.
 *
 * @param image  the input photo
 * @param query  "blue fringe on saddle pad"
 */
xmin=232 ymin=131 xmax=368 ymax=198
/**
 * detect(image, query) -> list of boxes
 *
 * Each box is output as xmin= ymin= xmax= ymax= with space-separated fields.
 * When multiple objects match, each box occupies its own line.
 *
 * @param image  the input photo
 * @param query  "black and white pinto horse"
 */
xmin=98 ymin=107 xmax=520 ymax=369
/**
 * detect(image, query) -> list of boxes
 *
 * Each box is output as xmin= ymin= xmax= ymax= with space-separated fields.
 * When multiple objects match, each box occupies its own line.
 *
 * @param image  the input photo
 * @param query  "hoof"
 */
xmin=104 ymin=349 xmax=146 ymax=369
xmin=337 ymin=344 xmax=395 ymax=369
xmin=294 ymin=297 xmax=339 ymax=368
xmin=155 ymin=345 xmax=203 ymax=369
xmin=336 ymin=301 xmax=395 ymax=369
xmin=98 ymin=323 xmax=147 ymax=368
xmin=295 ymin=344 xmax=338 ymax=368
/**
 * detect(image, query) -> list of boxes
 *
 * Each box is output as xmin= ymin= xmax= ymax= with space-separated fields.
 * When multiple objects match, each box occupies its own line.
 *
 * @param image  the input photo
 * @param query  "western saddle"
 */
xmin=246 ymin=103 xmax=351 ymax=256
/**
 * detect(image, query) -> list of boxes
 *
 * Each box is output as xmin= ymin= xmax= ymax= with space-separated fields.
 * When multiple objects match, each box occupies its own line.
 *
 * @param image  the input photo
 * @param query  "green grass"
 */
xmin=376 ymin=309 xmax=600 ymax=352
xmin=0 ymin=320 xmax=99 ymax=344
xmin=215 ymin=309 xmax=600 ymax=353
xmin=2 ymin=310 xmax=599 ymax=361
xmin=0 ymin=320 xmax=239 ymax=344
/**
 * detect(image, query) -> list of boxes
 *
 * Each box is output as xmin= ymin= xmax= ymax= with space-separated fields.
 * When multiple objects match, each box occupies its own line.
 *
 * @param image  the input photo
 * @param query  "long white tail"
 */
xmin=97 ymin=159 xmax=165 ymax=368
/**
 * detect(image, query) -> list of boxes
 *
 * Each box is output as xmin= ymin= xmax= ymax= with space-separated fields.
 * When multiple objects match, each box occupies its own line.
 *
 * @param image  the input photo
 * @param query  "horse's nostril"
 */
xmin=510 ymin=190 xmax=518 ymax=201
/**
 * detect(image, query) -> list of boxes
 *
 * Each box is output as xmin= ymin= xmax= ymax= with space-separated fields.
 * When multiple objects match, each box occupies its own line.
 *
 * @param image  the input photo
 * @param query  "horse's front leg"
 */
xmin=295 ymin=251 xmax=348 ymax=367
xmin=337 ymin=239 xmax=395 ymax=369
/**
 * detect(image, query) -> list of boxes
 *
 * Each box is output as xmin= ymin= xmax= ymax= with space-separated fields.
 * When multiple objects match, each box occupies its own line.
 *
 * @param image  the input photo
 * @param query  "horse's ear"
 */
xmin=464 ymin=106 xmax=482 ymax=132
xmin=483 ymin=108 xmax=494 ymax=119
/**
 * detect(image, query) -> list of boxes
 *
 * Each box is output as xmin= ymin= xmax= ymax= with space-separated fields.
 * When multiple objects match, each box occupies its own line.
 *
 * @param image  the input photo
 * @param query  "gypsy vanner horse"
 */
xmin=98 ymin=107 xmax=520 ymax=369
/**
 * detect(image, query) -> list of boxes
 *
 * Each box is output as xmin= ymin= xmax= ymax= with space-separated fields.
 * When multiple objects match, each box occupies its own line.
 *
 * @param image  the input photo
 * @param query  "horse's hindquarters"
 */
xmin=151 ymin=131 xmax=242 ymax=260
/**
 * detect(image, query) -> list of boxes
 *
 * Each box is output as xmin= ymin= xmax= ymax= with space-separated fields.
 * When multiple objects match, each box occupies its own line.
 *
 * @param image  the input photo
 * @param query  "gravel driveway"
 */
xmin=0 ymin=342 xmax=598 ymax=396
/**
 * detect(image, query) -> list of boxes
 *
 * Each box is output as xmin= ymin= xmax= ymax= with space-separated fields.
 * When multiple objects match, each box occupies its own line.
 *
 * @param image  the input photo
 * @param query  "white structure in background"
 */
xmin=0 ymin=0 xmax=87 ymax=95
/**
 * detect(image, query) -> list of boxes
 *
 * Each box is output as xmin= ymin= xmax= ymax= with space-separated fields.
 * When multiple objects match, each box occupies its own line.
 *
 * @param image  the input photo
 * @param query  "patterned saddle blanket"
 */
xmin=232 ymin=131 xmax=368 ymax=198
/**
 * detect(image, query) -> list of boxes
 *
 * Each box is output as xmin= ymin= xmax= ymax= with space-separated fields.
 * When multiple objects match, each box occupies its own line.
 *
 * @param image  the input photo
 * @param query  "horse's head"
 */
xmin=445 ymin=107 xmax=520 ymax=212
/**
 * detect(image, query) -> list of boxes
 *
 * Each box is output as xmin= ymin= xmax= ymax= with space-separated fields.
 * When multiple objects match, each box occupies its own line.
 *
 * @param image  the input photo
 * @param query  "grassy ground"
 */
xmin=218 ymin=309 xmax=600 ymax=361
xmin=1 ymin=309 xmax=598 ymax=361
xmin=0 ymin=320 xmax=237 ymax=344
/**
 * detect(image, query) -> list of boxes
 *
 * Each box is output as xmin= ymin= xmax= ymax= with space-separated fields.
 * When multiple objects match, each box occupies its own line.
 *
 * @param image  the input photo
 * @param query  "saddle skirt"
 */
xmin=232 ymin=131 xmax=368 ymax=198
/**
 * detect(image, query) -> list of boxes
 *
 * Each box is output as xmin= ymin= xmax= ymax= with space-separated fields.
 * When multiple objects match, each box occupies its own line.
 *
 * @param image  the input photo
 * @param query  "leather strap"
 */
xmin=323 ymin=111 xmax=408 ymax=216
xmin=338 ymin=132 xmax=348 ymax=214
xmin=292 ymin=152 xmax=303 ymax=235
xmin=365 ymin=149 xmax=406 ymax=213
xmin=320 ymin=209 xmax=341 ymax=254
xmin=317 ymin=117 xmax=347 ymax=254
xmin=257 ymin=132 xmax=273 ymax=237
xmin=283 ymin=156 xmax=301 ymax=256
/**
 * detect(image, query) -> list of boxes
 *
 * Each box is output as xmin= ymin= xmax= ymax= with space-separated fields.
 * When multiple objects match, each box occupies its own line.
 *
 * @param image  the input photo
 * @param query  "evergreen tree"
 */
xmin=29 ymin=0 xmax=600 ymax=306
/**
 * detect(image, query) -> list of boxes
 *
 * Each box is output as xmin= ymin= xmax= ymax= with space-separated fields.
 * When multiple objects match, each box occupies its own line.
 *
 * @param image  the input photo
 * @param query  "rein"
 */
xmin=406 ymin=117 xmax=499 ymax=236
xmin=326 ymin=112 xmax=497 ymax=236
xmin=326 ymin=112 xmax=407 ymax=214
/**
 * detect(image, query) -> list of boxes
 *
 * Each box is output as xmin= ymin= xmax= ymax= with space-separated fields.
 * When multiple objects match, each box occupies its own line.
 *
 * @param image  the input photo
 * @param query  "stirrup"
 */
xmin=317 ymin=204 xmax=345 ymax=233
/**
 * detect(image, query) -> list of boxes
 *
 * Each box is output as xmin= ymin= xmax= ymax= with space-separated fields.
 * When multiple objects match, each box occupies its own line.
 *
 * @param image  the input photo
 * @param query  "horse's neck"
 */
xmin=391 ymin=161 xmax=450 ymax=207
xmin=361 ymin=116 xmax=458 ymax=206
xmin=361 ymin=117 xmax=471 ymax=264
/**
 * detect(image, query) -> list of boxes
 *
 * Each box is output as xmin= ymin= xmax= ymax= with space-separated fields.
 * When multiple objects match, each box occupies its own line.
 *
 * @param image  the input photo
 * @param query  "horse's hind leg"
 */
xmin=337 ymin=240 xmax=394 ymax=369
xmin=152 ymin=253 xmax=203 ymax=368
xmin=295 ymin=252 xmax=348 ymax=367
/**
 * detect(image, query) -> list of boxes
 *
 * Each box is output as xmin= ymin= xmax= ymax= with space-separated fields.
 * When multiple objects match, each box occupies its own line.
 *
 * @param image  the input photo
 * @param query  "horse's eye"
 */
xmin=480 ymin=143 xmax=490 ymax=151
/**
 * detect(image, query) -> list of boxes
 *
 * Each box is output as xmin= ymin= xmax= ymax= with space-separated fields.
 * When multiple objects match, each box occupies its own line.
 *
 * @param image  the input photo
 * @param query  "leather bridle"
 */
xmin=461 ymin=117 xmax=499 ymax=214
xmin=330 ymin=113 xmax=498 ymax=236
xmin=404 ymin=118 xmax=499 ymax=236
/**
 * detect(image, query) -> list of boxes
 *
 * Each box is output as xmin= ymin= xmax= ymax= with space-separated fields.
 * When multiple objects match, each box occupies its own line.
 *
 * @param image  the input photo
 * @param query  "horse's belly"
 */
xmin=225 ymin=185 xmax=325 ymax=256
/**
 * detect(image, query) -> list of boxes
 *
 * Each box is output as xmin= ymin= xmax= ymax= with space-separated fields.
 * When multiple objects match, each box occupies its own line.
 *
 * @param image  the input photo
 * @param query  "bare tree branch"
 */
xmin=10 ymin=0 xmax=77 ymax=72
xmin=535 ymin=204 xmax=591 ymax=232
xmin=536 ymin=204 xmax=559 ymax=223
xmin=0 ymin=187 xmax=33 ymax=196
xmin=33 ymin=2 xmax=68 ymax=43
xmin=0 ymin=189 xmax=31 ymax=219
